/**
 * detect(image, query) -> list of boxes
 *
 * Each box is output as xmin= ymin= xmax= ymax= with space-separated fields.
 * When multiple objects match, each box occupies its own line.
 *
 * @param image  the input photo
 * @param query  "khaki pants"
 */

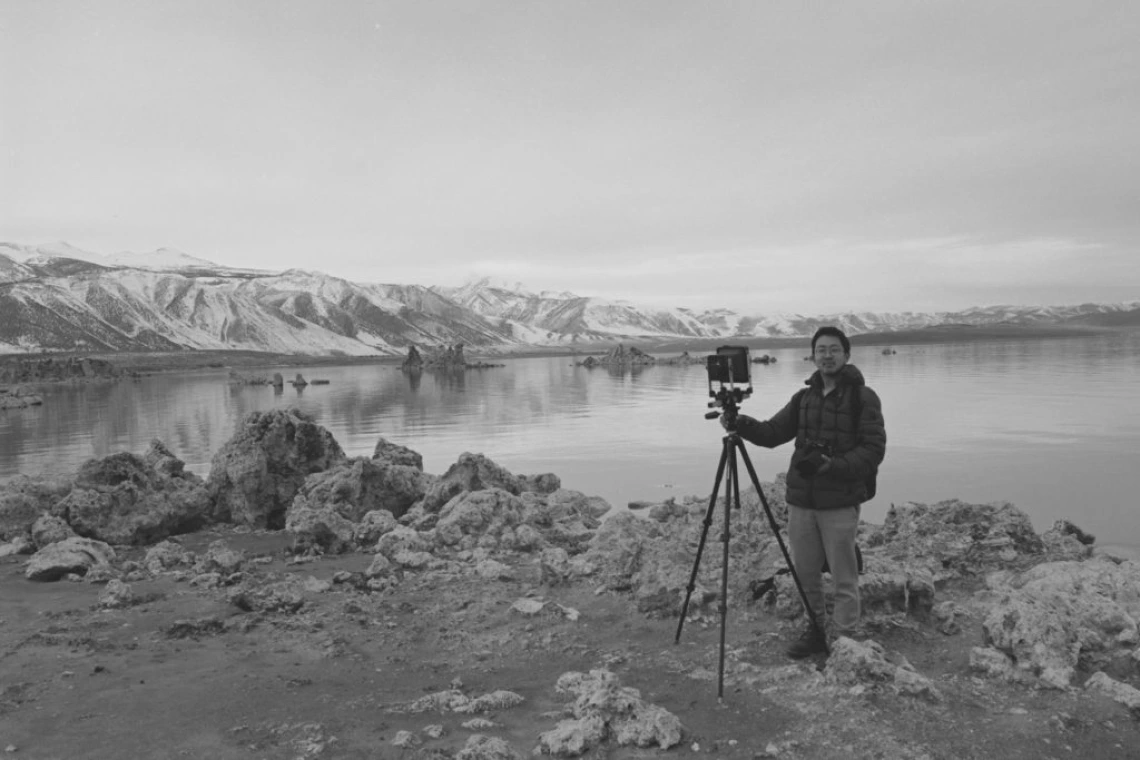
xmin=788 ymin=504 xmax=860 ymax=633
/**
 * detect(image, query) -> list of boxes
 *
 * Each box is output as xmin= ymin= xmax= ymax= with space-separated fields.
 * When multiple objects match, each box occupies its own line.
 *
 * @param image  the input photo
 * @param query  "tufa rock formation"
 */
xmin=0 ymin=356 xmax=120 ymax=384
xmin=56 ymin=441 xmax=213 ymax=545
xmin=402 ymin=343 xmax=504 ymax=372
xmin=207 ymin=408 xmax=347 ymax=529
xmin=401 ymin=345 xmax=424 ymax=372
xmin=0 ymin=385 xmax=44 ymax=409
xmin=576 ymin=344 xmax=656 ymax=367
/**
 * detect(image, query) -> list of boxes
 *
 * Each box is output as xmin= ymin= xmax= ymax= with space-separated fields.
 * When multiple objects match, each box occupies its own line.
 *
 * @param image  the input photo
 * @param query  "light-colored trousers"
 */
xmin=787 ymin=504 xmax=860 ymax=633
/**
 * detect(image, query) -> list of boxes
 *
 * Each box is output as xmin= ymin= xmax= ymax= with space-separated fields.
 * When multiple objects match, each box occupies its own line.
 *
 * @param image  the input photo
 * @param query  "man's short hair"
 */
xmin=811 ymin=326 xmax=851 ymax=354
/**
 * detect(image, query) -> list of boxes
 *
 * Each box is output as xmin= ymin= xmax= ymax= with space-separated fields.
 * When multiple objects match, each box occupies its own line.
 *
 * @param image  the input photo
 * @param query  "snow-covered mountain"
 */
xmin=0 ymin=242 xmax=219 ymax=271
xmin=1 ymin=243 xmax=1137 ymax=355
xmin=434 ymin=277 xmax=1140 ymax=342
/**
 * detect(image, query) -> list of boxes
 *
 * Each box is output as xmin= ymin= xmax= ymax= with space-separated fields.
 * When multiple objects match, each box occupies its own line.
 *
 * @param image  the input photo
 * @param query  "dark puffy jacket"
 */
xmin=735 ymin=364 xmax=885 ymax=510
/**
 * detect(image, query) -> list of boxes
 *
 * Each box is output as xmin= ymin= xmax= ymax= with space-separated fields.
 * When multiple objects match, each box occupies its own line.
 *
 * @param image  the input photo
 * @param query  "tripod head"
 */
xmin=706 ymin=385 xmax=752 ymax=429
xmin=705 ymin=345 xmax=753 ymax=429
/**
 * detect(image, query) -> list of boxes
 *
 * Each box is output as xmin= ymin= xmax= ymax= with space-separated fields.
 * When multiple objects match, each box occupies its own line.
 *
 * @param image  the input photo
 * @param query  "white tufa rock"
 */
xmin=1085 ymin=672 xmax=1140 ymax=713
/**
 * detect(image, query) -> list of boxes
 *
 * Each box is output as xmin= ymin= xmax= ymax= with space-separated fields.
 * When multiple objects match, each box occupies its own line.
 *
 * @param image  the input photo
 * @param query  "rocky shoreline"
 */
xmin=2 ymin=408 xmax=1138 ymax=758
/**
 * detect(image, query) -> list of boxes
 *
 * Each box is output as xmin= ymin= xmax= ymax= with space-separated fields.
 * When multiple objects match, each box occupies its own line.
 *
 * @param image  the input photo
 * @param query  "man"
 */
xmin=727 ymin=326 xmax=886 ymax=658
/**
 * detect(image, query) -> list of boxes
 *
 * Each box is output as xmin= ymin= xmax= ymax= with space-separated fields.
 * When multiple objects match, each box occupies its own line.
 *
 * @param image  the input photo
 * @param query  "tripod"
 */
xmin=674 ymin=393 xmax=828 ymax=700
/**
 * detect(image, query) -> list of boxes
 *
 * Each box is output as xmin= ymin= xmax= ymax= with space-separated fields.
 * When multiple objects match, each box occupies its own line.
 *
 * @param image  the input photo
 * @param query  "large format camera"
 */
xmin=795 ymin=440 xmax=834 ymax=477
xmin=706 ymin=345 xmax=751 ymax=386
xmin=705 ymin=346 xmax=753 ymax=424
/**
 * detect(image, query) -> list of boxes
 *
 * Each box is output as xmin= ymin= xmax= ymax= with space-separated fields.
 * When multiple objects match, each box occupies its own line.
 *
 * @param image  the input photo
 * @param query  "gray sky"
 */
xmin=3 ymin=0 xmax=1138 ymax=314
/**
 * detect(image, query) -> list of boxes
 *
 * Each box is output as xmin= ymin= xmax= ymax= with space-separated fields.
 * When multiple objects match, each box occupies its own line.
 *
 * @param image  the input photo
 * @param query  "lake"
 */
xmin=2 ymin=333 xmax=1138 ymax=551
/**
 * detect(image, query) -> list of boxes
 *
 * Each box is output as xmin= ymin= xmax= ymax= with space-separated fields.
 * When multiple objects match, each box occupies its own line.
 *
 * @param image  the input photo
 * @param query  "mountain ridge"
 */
xmin=1 ymin=242 xmax=1137 ymax=355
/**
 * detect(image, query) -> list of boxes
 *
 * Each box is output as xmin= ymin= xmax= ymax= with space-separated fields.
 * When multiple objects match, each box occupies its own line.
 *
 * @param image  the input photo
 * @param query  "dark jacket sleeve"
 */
xmin=734 ymin=393 xmax=800 ymax=449
xmin=830 ymin=387 xmax=886 ymax=480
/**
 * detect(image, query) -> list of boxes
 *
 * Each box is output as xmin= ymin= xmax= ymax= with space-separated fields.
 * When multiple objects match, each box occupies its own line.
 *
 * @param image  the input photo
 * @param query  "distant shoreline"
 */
xmin=648 ymin=322 xmax=1132 ymax=353
xmin=1 ymin=323 xmax=1132 ymax=375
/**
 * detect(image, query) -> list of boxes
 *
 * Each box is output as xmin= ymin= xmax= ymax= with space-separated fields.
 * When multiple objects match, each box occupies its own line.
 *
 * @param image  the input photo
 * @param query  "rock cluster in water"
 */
xmin=0 ymin=385 xmax=43 ymax=408
xmin=575 ymin=344 xmax=705 ymax=367
xmin=0 ymin=357 xmax=119 ymax=406
xmin=1 ymin=408 xmax=1139 ymax=752
xmin=402 ymin=343 xmax=504 ymax=372
xmin=0 ymin=356 xmax=120 ymax=384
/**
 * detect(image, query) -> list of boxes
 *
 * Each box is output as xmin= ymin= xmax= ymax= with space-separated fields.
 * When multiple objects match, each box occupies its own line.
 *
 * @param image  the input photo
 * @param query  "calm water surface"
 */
xmin=3 ymin=334 xmax=1138 ymax=550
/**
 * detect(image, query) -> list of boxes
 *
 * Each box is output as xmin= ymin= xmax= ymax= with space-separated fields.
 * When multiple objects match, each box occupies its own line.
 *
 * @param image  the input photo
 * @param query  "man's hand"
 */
xmin=817 ymin=455 xmax=833 ymax=475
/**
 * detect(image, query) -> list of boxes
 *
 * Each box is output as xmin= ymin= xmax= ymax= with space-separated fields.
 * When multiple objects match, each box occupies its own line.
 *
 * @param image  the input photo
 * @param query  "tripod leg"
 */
xmin=734 ymin=438 xmax=830 ymax=655
xmin=675 ymin=436 xmax=730 ymax=645
xmin=716 ymin=441 xmax=740 ymax=699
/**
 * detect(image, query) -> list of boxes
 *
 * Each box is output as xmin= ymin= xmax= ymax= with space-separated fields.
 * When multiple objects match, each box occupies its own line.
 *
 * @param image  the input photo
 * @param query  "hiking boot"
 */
xmin=785 ymin=626 xmax=828 ymax=659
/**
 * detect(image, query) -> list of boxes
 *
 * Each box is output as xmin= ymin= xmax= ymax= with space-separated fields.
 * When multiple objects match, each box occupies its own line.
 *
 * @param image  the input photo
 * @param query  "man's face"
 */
xmin=813 ymin=335 xmax=849 ymax=376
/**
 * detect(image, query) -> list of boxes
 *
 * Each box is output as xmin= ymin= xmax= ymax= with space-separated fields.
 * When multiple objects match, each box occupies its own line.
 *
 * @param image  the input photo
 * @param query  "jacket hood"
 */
xmin=804 ymin=363 xmax=866 ymax=389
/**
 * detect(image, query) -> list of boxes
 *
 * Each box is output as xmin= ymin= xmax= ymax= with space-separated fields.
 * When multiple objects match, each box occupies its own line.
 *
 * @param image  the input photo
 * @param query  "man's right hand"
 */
xmin=723 ymin=413 xmax=753 ymax=432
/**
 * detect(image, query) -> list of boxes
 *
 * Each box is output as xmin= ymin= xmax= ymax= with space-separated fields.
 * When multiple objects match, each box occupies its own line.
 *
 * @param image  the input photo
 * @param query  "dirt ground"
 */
xmin=2 ymin=527 xmax=1138 ymax=760
xmin=4 ymin=348 xmax=1138 ymax=757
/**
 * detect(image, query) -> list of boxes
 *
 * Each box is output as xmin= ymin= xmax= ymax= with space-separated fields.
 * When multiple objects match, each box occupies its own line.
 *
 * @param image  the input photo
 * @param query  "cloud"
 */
xmin=2 ymin=1 xmax=1138 ymax=315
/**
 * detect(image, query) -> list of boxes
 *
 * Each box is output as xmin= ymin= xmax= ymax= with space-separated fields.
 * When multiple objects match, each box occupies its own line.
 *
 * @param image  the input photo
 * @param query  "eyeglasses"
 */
xmin=814 ymin=346 xmax=845 ymax=356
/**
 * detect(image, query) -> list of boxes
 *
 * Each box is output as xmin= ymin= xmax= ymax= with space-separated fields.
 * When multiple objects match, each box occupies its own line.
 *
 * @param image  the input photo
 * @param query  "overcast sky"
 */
xmin=2 ymin=1 xmax=1138 ymax=315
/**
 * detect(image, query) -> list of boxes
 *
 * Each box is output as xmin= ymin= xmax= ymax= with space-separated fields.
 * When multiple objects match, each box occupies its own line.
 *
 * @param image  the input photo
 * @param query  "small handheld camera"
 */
xmin=706 ymin=345 xmax=753 ymax=424
xmin=795 ymin=440 xmax=834 ymax=477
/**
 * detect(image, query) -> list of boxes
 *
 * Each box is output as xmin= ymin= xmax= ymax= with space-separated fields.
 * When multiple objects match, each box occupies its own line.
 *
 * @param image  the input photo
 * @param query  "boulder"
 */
xmin=25 ymin=536 xmax=116 ymax=581
xmin=584 ymin=494 xmax=777 ymax=617
xmin=980 ymin=557 xmax=1140 ymax=689
xmin=354 ymin=509 xmax=399 ymax=547
xmin=1041 ymin=519 xmax=1097 ymax=561
xmin=1085 ymin=671 xmax=1140 ymax=712
xmin=537 ymin=669 xmax=682 ymax=755
xmin=287 ymin=456 xmax=426 ymax=524
xmin=0 ymin=474 xmax=72 ymax=541
xmin=537 ymin=489 xmax=611 ymax=523
xmin=143 ymin=540 xmax=196 ymax=575
xmin=365 ymin=553 xmax=394 ymax=579
xmin=57 ymin=443 xmax=212 ymax=545
xmin=868 ymin=500 xmax=1045 ymax=580
xmin=98 ymin=579 xmax=137 ymax=609
xmin=227 ymin=579 xmax=305 ymax=614
xmin=31 ymin=513 xmax=75 ymax=548
xmin=144 ymin=439 xmax=189 ymax=479
xmin=207 ymin=409 xmax=346 ymax=529
xmin=434 ymin=489 xmax=526 ymax=551
xmin=824 ymin=638 xmax=943 ymax=702
xmin=518 ymin=472 xmax=561 ymax=495
xmin=375 ymin=525 xmax=431 ymax=559
xmin=520 ymin=489 xmax=610 ymax=554
xmin=0 ymin=536 xmax=34 ymax=558
xmin=285 ymin=502 xmax=357 ymax=555
xmin=456 ymin=734 xmax=523 ymax=760
xmin=420 ymin=453 xmax=523 ymax=514
xmin=193 ymin=540 xmax=247 ymax=575
xmin=857 ymin=557 xmax=936 ymax=619
xmin=372 ymin=438 xmax=424 ymax=471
